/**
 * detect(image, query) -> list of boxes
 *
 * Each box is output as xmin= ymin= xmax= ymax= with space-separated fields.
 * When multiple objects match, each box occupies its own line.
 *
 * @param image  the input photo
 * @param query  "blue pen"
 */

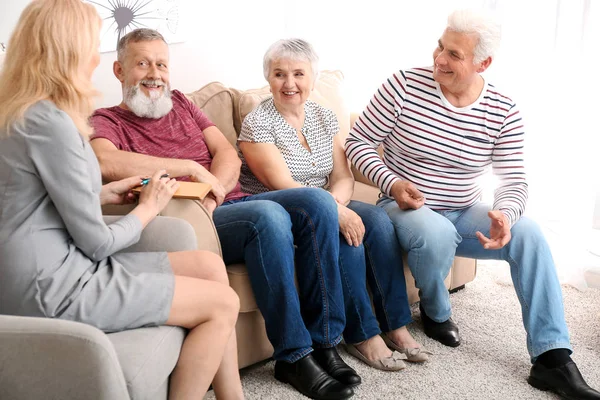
xmin=141 ymin=173 xmax=170 ymax=186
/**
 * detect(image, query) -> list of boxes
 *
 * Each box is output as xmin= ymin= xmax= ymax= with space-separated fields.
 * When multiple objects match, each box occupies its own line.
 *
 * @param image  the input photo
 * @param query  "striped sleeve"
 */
xmin=345 ymin=71 xmax=407 ymax=196
xmin=492 ymin=102 xmax=528 ymax=226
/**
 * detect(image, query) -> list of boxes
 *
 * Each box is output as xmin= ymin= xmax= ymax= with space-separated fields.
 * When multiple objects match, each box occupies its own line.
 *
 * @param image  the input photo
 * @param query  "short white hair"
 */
xmin=447 ymin=9 xmax=501 ymax=63
xmin=263 ymin=38 xmax=319 ymax=80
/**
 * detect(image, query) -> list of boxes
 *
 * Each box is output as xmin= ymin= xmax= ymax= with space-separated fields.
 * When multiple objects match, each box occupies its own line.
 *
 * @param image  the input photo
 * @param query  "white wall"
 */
xmin=2 ymin=0 xmax=599 ymax=231
xmin=0 ymin=0 xmax=484 ymax=108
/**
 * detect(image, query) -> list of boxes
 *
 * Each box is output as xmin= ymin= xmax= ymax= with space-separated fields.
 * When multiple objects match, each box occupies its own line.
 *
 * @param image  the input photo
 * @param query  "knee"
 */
xmin=294 ymin=187 xmax=337 ymax=215
xmin=214 ymin=285 xmax=240 ymax=326
xmin=407 ymin=215 xmax=460 ymax=253
xmin=509 ymin=217 xmax=548 ymax=248
xmin=193 ymin=250 xmax=229 ymax=285
xmin=339 ymin=240 xmax=365 ymax=262
xmin=253 ymin=202 xmax=293 ymax=234
xmin=358 ymin=204 xmax=394 ymax=233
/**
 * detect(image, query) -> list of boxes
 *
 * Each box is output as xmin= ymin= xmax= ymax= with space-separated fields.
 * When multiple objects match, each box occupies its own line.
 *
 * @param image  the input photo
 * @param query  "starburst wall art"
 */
xmin=86 ymin=0 xmax=185 ymax=53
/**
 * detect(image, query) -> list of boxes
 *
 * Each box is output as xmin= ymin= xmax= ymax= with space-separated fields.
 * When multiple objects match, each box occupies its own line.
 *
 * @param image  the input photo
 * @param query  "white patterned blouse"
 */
xmin=238 ymin=97 xmax=339 ymax=195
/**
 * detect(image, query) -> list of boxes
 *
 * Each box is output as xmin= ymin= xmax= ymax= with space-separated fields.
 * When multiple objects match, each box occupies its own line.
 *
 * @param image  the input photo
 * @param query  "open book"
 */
xmin=132 ymin=181 xmax=212 ymax=201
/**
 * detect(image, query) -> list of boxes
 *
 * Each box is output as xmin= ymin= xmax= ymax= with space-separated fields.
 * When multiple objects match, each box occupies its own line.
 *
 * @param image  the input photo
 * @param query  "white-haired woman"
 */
xmin=0 ymin=1 xmax=243 ymax=398
xmin=238 ymin=38 xmax=430 ymax=375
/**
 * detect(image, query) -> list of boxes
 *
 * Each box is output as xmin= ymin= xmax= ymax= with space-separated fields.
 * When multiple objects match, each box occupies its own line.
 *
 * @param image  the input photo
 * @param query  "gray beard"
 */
xmin=123 ymin=81 xmax=173 ymax=119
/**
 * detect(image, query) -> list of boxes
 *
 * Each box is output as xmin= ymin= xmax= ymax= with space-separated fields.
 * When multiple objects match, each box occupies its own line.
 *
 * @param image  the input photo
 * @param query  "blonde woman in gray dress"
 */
xmin=0 ymin=1 xmax=243 ymax=399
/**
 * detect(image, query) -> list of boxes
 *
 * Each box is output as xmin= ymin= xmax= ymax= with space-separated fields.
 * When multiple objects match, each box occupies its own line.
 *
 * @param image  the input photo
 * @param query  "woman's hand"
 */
xmin=338 ymin=204 xmax=365 ymax=247
xmin=100 ymin=176 xmax=144 ymax=206
xmin=137 ymin=170 xmax=179 ymax=215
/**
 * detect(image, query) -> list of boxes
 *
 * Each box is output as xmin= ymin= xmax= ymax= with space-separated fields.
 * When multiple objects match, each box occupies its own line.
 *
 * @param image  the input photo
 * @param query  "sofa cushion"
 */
xmin=108 ymin=326 xmax=186 ymax=400
xmin=227 ymin=263 xmax=259 ymax=312
xmin=186 ymin=82 xmax=237 ymax=146
xmin=231 ymin=70 xmax=350 ymax=141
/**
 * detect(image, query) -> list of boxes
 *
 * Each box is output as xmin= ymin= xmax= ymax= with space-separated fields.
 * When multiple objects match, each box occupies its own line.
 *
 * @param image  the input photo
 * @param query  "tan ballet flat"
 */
xmin=382 ymin=334 xmax=432 ymax=363
xmin=345 ymin=343 xmax=407 ymax=371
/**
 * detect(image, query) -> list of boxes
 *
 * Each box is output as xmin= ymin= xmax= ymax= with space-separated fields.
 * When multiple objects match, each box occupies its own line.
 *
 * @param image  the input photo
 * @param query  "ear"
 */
xmin=113 ymin=60 xmax=125 ymax=82
xmin=477 ymin=56 xmax=492 ymax=73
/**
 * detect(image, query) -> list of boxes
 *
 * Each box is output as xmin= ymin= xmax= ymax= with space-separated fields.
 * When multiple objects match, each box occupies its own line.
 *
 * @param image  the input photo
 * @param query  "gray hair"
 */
xmin=263 ymin=38 xmax=319 ymax=80
xmin=447 ymin=9 xmax=501 ymax=63
xmin=117 ymin=28 xmax=167 ymax=63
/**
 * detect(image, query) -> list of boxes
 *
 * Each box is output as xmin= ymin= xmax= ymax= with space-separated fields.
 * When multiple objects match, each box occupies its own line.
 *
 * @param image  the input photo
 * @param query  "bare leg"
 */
xmin=166 ymin=251 xmax=242 ymax=400
xmin=168 ymin=251 xmax=244 ymax=400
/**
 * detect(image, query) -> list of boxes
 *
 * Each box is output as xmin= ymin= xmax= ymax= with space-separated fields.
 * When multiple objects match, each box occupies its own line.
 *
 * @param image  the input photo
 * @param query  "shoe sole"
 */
xmin=528 ymin=376 xmax=576 ymax=400
xmin=424 ymin=332 xmax=461 ymax=348
xmin=274 ymin=370 xmax=354 ymax=400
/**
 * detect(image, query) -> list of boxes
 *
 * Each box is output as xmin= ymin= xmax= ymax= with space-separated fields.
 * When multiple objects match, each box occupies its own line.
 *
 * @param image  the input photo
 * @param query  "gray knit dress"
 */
xmin=0 ymin=101 xmax=174 ymax=332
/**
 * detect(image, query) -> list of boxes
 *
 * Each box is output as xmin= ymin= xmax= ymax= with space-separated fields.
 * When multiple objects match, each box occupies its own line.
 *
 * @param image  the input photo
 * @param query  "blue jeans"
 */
xmin=340 ymin=201 xmax=413 ymax=344
xmin=213 ymin=187 xmax=345 ymax=362
xmin=378 ymin=198 xmax=572 ymax=361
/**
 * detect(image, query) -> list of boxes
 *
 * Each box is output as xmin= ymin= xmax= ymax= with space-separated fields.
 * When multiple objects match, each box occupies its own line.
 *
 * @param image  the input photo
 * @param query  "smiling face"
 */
xmin=114 ymin=39 xmax=173 ymax=118
xmin=267 ymin=58 xmax=314 ymax=111
xmin=116 ymin=39 xmax=170 ymax=99
xmin=432 ymin=28 xmax=489 ymax=91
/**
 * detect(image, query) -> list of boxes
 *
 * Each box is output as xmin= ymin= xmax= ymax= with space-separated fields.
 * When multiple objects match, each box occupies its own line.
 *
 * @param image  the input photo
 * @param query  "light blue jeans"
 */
xmin=378 ymin=197 xmax=572 ymax=361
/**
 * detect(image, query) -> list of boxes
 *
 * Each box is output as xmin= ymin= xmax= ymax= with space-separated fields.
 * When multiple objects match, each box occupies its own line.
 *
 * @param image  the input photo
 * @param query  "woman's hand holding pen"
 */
xmin=138 ymin=170 xmax=179 ymax=215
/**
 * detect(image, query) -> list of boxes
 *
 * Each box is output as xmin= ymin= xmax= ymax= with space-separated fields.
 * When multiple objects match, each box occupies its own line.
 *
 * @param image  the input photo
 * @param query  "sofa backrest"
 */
xmin=186 ymin=82 xmax=238 ymax=146
xmin=186 ymin=70 xmax=350 ymax=147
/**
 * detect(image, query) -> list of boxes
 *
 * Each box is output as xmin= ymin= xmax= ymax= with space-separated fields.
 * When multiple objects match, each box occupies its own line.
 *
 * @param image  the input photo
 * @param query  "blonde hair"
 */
xmin=0 ymin=0 xmax=101 ymax=138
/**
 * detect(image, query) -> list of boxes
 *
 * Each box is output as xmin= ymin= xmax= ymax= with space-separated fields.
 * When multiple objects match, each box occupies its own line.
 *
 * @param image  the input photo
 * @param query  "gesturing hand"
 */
xmin=390 ymin=181 xmax=425 ymax=210
xmin=476 ymin=210 xmax=512 ymax=250
xmin=138 ymin=170 xmax=179 ymax=215
xmin=100 ymin=175 xmax=144 ymax=206
xmin=338 ymin=204 xmax=365 ymax=247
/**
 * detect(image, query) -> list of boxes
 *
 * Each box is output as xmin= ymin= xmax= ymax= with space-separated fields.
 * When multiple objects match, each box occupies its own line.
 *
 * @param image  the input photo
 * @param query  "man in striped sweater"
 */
xmin=345 ymin=9 xmax=600 ymax=399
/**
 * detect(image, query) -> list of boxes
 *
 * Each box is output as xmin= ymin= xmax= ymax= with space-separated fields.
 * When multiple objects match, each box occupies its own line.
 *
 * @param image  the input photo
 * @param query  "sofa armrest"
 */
xmin=0 ymin=315 xmax=129 ymax=400
xmin=103 ymin=198 xmax=222 ymax=257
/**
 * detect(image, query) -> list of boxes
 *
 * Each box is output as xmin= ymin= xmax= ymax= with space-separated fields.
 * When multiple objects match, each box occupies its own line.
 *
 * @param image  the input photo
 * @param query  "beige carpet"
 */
xmin=208 ymin=261 xmax=600 ymax=399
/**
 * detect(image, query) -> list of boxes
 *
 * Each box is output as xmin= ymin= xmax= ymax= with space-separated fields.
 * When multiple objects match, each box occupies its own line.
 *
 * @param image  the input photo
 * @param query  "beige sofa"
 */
xmin=180 ymin=70 xmax=478 ymax=368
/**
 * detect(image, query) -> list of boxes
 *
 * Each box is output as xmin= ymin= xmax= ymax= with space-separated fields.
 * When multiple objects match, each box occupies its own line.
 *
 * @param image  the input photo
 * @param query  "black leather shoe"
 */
xmin=528 ymin=361 xmax=600 ymax=399
xmin=312 ymin=347 xmax=361 ymax=388
xmin=420 ymin=304 xmax=461 ymax=347
xmin=274 ymin=353 xmax=354 ymax=400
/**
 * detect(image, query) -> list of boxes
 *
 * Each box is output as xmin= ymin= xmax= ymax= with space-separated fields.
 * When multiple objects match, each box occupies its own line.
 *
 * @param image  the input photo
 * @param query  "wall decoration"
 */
xmin=86 ymin=0 xmax=184 ymax=53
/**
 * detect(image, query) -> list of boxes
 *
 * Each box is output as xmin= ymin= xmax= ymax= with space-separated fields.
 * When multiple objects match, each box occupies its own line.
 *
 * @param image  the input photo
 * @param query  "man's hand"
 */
xmin=190 ymin=168 xmax=227 ymax=206
xmin=100 ymin=176 xmax=144 ymax=206
xmin=476 ymin=210 xmax=511 ymax=250
xmin=390 ymin=180 xmax=425 ymax=210
xmin=201 ymin=196 xmax=218 ymax=216
xmin=338 ymin=204 xmax=365 ymax=247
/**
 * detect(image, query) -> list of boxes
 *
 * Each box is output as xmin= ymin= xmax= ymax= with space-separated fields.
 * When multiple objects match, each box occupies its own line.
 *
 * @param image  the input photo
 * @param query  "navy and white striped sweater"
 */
xmin=345 ymin=67 xmax=527 ymax=226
